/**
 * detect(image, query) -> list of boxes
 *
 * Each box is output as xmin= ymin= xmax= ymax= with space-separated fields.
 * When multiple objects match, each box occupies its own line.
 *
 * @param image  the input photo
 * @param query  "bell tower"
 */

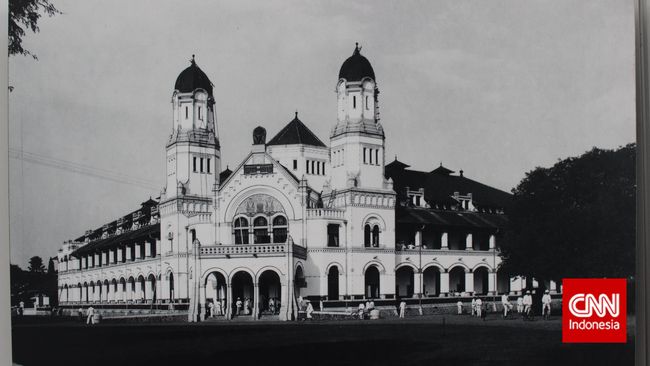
xmin=330 ymin=44 xmax=386 ymax=190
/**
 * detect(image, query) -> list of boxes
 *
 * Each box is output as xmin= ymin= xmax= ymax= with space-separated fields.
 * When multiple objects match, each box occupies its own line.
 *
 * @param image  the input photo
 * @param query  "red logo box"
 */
xmin=562 ymin=278 xmax=627 ymax=343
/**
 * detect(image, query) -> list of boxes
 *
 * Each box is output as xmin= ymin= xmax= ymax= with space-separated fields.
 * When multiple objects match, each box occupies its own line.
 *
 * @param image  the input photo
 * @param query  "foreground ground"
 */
xmin=12 ymin=313 xmax=635 ymax=366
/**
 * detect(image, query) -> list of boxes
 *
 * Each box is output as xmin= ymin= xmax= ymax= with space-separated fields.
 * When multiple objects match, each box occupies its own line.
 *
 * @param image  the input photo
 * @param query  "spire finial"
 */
xmin=191 ymin=54 xmax=196 ymax=65
xmin=394 ymin=154 xmax=398 ymax=161
xmin=354 ymin=42 xmax=361 ymax=54
xmin=295 ymin=110 xmax=298 ymax=119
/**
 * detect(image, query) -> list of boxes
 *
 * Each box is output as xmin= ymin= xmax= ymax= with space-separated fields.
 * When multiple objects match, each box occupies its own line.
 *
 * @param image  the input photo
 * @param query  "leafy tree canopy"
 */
xmin=28 ymin=256 xmax=45 ymax=272
xmin=499 ymin=144 xmax=635 ymax=283
xmin=9 ymin=0 xmax=60 ymax=59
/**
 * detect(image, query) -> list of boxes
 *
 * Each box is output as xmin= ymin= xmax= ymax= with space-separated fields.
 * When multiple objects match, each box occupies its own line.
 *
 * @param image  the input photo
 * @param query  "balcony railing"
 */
xmin=306 ymin=208 xmax=345 ymax=220
xmin=200 ymin=243 xmax=286 ymax=256
xmin=243 ymin=164 xmax=273 ymax=175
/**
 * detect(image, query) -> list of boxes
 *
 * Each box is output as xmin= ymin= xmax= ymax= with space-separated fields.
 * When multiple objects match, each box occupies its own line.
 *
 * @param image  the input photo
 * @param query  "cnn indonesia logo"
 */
xmin=562 ymin=279 xmax=626 ymax=343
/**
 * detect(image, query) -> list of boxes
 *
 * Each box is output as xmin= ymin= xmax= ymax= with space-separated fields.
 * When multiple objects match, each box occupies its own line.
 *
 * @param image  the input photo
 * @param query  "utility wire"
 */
xmin=8 ymin=148 xmax=160 ymax=191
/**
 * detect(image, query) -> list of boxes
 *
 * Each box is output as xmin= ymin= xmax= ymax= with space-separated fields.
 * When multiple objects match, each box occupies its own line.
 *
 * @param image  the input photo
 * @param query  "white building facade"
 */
xmin=56 ymin=46 xmax=557 ymax=321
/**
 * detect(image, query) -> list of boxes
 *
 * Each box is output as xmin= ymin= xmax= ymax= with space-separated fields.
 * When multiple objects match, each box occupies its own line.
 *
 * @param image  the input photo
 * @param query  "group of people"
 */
xmin=207 ymin=299 xmax=226 ymax=317
xmin=357 ymin=299 xmax=377 ymax=319
xmin=77 ymin=306 xmax=97 ymax=325
xmin=454 ymin=290 xmax=554 ymax=320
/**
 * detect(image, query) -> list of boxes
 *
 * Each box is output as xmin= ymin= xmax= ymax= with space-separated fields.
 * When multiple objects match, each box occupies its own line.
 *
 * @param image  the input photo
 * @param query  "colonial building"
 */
xmin=56 ymin=45 xmax=555 ymax=321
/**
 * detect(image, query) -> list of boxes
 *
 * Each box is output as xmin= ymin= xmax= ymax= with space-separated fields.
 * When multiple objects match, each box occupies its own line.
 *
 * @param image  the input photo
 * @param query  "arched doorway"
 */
xmin=294 ymin=266 xmax=305 ymax=299
xmin=205 ymin=272 xmax=227 ymax=315
xmin=449 ymin=267 xmax=466 ymax=295
xmin=147 ymin=274 xmax=157 ymax=302
xmin=137 ymin=275 xmax=146 ymax=302
xmin=231 ymin=271 xmax=254 ymax=316
xmin=119 ymin=278 xmax=126 ymax=302
xmin=473 ymin=267 xmax=489 ymax=295
xmin=423 ymin=266 xmax=441 ymax=297
xmin=127 ymin=277 xmax=136 ymax=301
xmin=168 ymin=272 xmax=175 ymax=301
xmin=259 ymin=270 xmax=281 ymax=316
xmin=327 ymin=266 xmax=339 ymax=300
xmin=364 ymin=265 xmax=380 ymax=299
xmin=395 ymin=266 xmax=414 ymax=298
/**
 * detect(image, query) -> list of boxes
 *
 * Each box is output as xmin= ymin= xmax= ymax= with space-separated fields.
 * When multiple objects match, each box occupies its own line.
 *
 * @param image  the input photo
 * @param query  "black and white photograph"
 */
xmin=5 ymin=0 xmax=639 ymax=365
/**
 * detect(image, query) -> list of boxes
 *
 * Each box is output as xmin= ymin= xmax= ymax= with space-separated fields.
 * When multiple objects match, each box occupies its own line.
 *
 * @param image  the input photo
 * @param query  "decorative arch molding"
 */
xmin=228 ymin=267 xmax=256 ymax=282
xmin=223 ymin=186 xmax=296 ymax=222
xmin=200 ymin=267 xmax=229 ymax=284
xmin=472 ymin=263 xmax=493 ymax=272
xmin=422 ymin=262 xmax=445 ymax=272
xmin=362 ymin=261 xmax=386 ymax=275
xmin=325 ymin=262 xmax=345 ymax=275
xmin=395 ymin=262 xmax=418 ymax=271
xmin=294 ymin=261 xmax=305 ymax=273
xmin=361 ymin=212 xmax=386 ymax=230
xmin=447 ymin=262 xmax=471 ymax=273
xmin=255 ymin=266 xmax=285 ymax=282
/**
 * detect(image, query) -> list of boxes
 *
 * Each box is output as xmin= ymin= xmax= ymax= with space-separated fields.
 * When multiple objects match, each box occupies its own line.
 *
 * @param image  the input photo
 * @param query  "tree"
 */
xmin=47 ymin=257 xmax=55 ymax=274
xmin=28 ymin=256 xmax=45 ymax=272
xmin=499 ymin=144 xmax=636 ymax=284
xmin=9 ymin=0 xmax=61 ymax=59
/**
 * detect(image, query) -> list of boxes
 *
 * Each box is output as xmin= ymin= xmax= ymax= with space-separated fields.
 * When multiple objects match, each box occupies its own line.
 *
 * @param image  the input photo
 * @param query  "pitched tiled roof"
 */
xmin=386 ymin=163 xmax=512 ymax=210
xmin=267 ymin=114 xmax=327 ymax=148
xmin=71 ymin=224 xmax=160 ymax=257
xmin=396 ymin=206 xmax=509 ymax=230
xmin=219 ymin=167 xmax=233 ymax=182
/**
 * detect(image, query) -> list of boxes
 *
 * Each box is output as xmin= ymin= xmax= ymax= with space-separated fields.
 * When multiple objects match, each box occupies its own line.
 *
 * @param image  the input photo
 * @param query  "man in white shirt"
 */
xmin=471 ymin=298 xmax=477 ymax=317
xmin=475 ymin=297 xmax=483 ymax=318
xmin=542 ymin=290 xmax=552 ymax=320
xmin=358 ymin=302 xmax=365 ymax=319
xmin=306 ymin=300 xmax=314 ymax=320
xmin=86 ymin=306 xmax=95 ymax=325
xmin=516 ymin=296 xmax=524 ymax=314
xmin=457 ymin=300 xmax=463 ymax=315
xmin=501 ymin=294 xmax=511 ymax=318
xmin=399 ymin=301 xmax=407 ymax=318
xmin=523 ymin=291 xmax=533 ymax=320
xmin=235 ymin=297 xmax=243 ymax=316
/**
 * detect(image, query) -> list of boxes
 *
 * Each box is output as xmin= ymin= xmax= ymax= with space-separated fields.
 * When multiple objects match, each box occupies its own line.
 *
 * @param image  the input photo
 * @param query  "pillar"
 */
xmin=156 ymin=240 xmax=161 ymax=257
xmin=441 ymin=232 xmax=448 ymax=249
xmin=126 ymin=281 xmax=132 ymax=301
xmin=465 ymin=270 xmax=474 ymax=295
xmin=465 ymin=234 xmax=473 ymax=250
xmin=414 ymin=270 xmax=423 ymax=297
xmin=105 ymin=282 xmax=110 ymax=302
xmin=253 ymin=283 xmax=260 ymax=320
xmin=226 ymin=284 xmax=233 ymax=320
xmin=415 ymin=230 xmax=422 ymax=246
xmin=488 ymin=270 xmax=497 ymax=294
xmin=145 ymin=280 xmax=152 ymax=302
xmin=440 ymin=271 xmax=450 ymax=296
xmin=489 ymin=235 xmax=496 ymax=250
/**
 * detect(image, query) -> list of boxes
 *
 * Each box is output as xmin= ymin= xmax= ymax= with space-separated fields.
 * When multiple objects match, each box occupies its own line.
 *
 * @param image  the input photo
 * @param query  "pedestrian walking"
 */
xmin=523 ymin=291 xmax=533 ymax=320
xmin=475 ymin=297 xmax=483 ymax=318
xmin=86 ymin=306 xmax=95 ymax=325
xmin=399 ymin=300 xmax=406 ymax=319
xmin=457 ymin=300 xmax=463 ymax=315
xmin=541 ymin=292 xmax=551 ymax=319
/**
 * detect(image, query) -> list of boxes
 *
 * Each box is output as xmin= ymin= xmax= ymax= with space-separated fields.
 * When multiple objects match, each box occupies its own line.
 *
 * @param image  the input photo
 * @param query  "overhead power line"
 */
xmin=8 ymin=148 xmax=160 ymax=191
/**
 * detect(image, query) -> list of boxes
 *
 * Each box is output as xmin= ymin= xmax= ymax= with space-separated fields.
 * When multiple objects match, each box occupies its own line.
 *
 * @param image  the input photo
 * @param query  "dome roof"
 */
xmin=174 ymin=56 xmax=213 ymax=97
xmin=338 ymin=43 xmax=375 ymax=82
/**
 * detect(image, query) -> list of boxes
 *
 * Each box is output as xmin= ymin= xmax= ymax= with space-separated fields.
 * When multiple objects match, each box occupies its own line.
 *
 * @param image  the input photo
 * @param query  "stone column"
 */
xmin=105 ymin=282 xmax=110 ymax=302
xmin=488 ymin=270 xmax=497 ymax=294
xmin=415 ymin=230 xmax=422 ymax=247
xmin=489 ymin=235 xmax=496 ymax=250
xmin=199 ymin=284 xmax=206 ymax=321
xmin=226 ymin=284 xmax=233 ymax=320
xmin=145 ymin=280 xmax=152 ymax=302
xmin=465 ymin=270 xmax=474 ymax=295
xmin=440 ymin=271 xmax=450 ymax=296
xmin=465 ymin=234 xmax=473 ymax=250
xmin=253 ymin=283 xmax=260 ymax=320
xmin=441 ymin=233 xmax=448 ymax=250
xmin=414 ymin=270 xmax=423 ymax=297
xmin=126 ymin=281 xmax=132 ymax=301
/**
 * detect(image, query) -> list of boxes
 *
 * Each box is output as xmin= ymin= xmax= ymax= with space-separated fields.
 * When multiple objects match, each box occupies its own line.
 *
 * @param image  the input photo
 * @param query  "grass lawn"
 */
xmin=11 ymin=313 xmax=635 ymax=366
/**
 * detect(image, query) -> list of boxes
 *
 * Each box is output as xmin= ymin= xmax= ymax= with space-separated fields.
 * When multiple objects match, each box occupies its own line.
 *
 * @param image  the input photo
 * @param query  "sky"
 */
xmin=8 ymin=0 xmax=635 ymax=266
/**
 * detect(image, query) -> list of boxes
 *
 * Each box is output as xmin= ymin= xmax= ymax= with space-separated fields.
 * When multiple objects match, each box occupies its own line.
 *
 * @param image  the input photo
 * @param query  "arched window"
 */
xmin=364 ymin=224 xmax=371 ymax=247
xmin=234 ymin=217 xmax=249 ymax=245
xmin=254 ymin=216 xmax=269 ymax=244
xmin=272 ymin=215 xmax=287 ymax=243
xmin=372 ymin=225 xmax=380 ymax=247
